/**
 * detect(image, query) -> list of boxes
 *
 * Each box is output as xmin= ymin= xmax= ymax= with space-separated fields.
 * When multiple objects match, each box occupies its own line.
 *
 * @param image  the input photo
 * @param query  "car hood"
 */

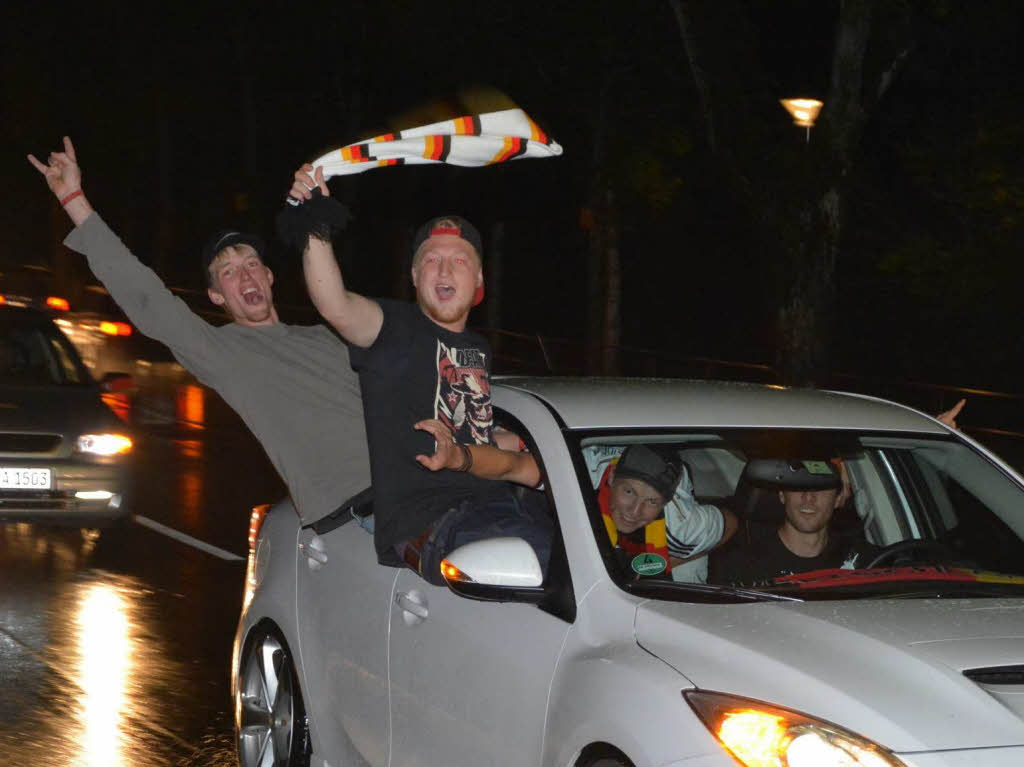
xmin=635 ymin=598 xmax=1024 ymax=753
xmin=0 ymin=384 xmax=123 ymax=438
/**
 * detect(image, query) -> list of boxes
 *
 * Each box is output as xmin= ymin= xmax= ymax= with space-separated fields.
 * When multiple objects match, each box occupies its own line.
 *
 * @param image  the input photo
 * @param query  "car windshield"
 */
xmin=575 ymin=429 xmax=1024 ymax=602
xmin=0 ymin=311 xmax=90 ymax=386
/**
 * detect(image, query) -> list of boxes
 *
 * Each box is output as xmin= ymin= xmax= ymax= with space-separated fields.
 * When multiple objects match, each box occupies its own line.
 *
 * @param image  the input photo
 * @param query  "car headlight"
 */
xmin=75 ymin=433 xmax=133 ymax=456
xmin=685 ymin=690 xmax=908 ymax=767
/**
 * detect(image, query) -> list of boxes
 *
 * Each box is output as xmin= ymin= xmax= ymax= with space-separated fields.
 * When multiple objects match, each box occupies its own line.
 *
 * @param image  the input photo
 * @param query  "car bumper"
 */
xmin=0 ymin=460 xmax=130 ymax=524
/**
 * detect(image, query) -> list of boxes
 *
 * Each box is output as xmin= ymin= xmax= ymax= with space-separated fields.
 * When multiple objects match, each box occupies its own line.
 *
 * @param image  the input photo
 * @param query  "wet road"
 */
xmin=0 ymin=382 xmax=284 ymax=767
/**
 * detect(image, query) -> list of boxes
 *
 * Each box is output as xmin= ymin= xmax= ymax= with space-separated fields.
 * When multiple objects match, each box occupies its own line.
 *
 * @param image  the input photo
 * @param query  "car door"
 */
xmin=296 ymin=495 xmax=397 ymax=766
xmin=388 ymin=568 xmax=572 ymax=766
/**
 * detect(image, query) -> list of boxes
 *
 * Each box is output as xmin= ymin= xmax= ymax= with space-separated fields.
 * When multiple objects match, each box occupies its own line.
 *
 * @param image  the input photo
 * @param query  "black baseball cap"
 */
xmin=411 ymin=215 xmax=482 ymax=259
xmin=614 ymin=445 xmax=684 ymax=501
xmin=201 ymin=229 xmax=266 ymax=280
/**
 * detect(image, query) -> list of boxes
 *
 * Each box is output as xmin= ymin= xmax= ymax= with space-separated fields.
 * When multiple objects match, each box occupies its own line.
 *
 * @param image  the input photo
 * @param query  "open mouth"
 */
xmin=435 ymin=284 xmax=456 ymax=301
xmin=242 ymin=287 xmax=264 ymax=306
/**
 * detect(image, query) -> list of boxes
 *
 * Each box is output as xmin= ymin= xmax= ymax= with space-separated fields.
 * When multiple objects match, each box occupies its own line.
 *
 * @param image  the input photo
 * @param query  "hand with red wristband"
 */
xmin=28 ymin=136 xmax=91 ymax=222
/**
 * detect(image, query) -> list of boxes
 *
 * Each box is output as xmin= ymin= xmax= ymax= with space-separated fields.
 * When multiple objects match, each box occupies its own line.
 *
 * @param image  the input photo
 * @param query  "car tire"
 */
xmin=236 ymin=623 xmax=311 ymax=767
xmin=585 ymin=759 xmax=631 ymax=767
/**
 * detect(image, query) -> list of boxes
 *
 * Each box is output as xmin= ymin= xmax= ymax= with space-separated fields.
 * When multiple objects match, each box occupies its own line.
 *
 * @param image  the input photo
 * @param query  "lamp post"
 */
xmin=780 ymin=98 xmax=823 ymax=143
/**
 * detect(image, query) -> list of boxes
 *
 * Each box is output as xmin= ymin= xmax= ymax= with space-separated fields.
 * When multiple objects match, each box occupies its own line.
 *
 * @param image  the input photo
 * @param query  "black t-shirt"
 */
xmin=715 ymin=523 xmax=880 ymax=586
xmin=349 ymin=299 xmax=500 ymax=557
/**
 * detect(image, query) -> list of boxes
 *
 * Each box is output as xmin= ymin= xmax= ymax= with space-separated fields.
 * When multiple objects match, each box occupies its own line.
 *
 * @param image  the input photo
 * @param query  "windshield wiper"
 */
xmin=625 ymin=579 xmax=804 ymax=603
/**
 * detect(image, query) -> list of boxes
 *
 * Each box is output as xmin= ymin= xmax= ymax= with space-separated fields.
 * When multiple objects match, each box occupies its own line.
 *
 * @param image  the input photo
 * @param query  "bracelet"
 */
xmin=455 ymin=443 xmax=474 ymax=473
xmin=60 ymin=190 xmax=83 ymax=207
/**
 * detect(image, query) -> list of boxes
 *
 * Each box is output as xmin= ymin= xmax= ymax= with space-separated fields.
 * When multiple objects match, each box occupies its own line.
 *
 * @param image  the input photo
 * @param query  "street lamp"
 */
xmin=780 ymin=98 xmax=823 ymax=142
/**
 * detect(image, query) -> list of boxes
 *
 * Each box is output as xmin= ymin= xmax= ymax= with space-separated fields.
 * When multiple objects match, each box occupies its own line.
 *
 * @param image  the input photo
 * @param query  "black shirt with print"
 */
xmin=349 ymin=300 xmax=501 ymax=559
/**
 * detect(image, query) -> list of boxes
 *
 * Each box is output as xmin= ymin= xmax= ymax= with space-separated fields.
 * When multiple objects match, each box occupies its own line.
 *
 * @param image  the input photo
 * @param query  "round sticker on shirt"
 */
xmin=631 ymin=553 xmax=667 ymax=577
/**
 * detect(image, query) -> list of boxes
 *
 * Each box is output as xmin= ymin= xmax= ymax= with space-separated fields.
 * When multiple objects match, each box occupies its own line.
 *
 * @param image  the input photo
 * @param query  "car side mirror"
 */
xmin=100 ymin=371 xmax=135 ymax=393
xmin=441 ymin=537 xmax=546 ymax=603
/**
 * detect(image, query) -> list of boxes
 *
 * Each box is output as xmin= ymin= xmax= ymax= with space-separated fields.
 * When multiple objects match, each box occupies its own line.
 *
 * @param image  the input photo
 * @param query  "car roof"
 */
xmin=0 ymin=304 xmax=56 ymax=328
xmin=493 ymin=377 xmax=947 ymax=433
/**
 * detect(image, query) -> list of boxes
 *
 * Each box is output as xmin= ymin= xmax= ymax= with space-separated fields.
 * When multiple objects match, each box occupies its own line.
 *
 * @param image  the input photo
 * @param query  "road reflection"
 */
xmin=0 ymin=525 xmax=233 ymax=766
xmin=75 ymin=582 xmax=132 ymax=766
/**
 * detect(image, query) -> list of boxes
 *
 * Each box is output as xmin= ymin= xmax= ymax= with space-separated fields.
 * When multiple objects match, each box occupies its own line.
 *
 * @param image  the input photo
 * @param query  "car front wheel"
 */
xmin=236 ymin=624 xmax=310 ymax=767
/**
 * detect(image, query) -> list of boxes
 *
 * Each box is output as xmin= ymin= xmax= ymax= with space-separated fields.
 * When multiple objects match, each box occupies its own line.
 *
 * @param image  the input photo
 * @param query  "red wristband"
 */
xmin=60 ymin=190 xmax=82 ymax=206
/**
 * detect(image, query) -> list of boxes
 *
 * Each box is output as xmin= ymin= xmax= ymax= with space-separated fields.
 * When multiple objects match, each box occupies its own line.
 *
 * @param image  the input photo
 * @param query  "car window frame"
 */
xmin=493 ymin=406 xmax=577 ymax=624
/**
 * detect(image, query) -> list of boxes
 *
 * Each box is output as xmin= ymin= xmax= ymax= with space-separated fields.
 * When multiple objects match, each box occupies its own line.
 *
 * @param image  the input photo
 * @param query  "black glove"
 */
xmin=275 ymin=187 xmax=353 ymax=253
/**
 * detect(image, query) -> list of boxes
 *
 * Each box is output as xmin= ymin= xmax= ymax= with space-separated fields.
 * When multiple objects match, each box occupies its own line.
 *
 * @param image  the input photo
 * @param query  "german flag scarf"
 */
xmin=305 ymin=108 xmax=562 ymax=179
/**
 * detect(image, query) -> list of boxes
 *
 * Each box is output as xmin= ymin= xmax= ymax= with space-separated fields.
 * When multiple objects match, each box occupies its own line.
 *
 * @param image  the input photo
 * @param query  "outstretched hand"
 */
xmin=414 ymin=419 xmax=463 ymax=472
xmin=936 ymin=398 xmax=966 ymax=429
xmin=28 ymin=136 xmax=81 ymax=199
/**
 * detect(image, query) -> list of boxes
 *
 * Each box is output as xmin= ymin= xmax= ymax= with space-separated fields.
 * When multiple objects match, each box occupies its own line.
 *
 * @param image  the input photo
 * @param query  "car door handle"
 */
xmin=299 ymin=540 xmax=328 ymax=565
xmin=395 ymin=590 xmax=429 ymax=621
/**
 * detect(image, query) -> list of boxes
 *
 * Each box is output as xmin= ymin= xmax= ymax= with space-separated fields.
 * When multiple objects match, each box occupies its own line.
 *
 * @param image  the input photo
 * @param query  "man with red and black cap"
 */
xmin=28 ymin=138 xmax=369 ymax=526
xmin=292 ymin=164 xmax=551 ymax=584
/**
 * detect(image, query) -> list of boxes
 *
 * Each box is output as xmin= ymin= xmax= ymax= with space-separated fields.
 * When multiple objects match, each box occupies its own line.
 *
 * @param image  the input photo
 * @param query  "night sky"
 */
xmin=3 ymin=1 xmax=1023 ymax=395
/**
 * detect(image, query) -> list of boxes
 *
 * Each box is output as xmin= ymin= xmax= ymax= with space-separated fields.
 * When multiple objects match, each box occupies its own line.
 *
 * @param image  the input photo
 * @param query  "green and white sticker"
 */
xmin=631 ymin=553 xmax=668 ymax=576
xmin=802 ymin=460 xmax=834 ymax=475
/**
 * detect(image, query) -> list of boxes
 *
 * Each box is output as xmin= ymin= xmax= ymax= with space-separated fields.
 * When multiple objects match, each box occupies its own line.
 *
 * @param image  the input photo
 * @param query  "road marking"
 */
xmin=133 ymin=515 xmax=245 ymax=561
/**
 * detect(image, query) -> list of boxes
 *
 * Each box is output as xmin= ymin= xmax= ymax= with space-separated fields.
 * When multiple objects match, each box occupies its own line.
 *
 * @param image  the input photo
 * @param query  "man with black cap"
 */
xmin=291 ymin=164 xmax=551 ymax=585
xmin=713 ymin=460 xmax=879 ymax=585
xmin=28 ymin=138 xmax=369 ymax=524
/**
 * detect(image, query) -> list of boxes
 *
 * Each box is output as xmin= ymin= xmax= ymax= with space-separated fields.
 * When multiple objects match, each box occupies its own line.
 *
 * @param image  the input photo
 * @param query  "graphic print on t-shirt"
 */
xmin=434 ymin=340 xmax=493 ymax=445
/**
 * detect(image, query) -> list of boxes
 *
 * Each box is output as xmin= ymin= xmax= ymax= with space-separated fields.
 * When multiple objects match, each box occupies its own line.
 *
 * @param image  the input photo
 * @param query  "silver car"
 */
xmin=233 ymin=378 xmax=1024 ymax=767
xmin=0 ymin=305 xmax=134 ymax=525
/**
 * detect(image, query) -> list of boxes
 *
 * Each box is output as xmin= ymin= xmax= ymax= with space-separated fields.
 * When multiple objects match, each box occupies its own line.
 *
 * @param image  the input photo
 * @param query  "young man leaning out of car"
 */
xmin=28 ymin=137 xmax=369 ymax=524
xmin=290 ymin=164 xmax=552 ymax=586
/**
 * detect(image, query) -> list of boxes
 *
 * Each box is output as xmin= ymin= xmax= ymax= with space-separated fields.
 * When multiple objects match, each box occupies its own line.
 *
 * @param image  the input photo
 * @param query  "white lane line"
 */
xmin=132 ymin=515 xmax=245 ymax=562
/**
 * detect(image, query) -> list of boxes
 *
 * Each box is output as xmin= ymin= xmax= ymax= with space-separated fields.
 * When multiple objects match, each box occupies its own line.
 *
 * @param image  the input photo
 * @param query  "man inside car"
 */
xmin=712 ymin=459 xmax=880 ymax=585
xmin=29 ymin=137 xmax=369 ymax=524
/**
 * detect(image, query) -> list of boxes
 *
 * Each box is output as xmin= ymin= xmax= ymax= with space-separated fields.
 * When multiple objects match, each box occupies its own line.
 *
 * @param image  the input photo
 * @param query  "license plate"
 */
xmin=0 ymin=468 xmax=52 ymax=490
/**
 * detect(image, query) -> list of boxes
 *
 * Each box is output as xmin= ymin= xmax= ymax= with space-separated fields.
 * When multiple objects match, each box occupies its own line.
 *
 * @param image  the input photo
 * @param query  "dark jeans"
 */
xmin=401 ymin=489 xmax=553 ymax=586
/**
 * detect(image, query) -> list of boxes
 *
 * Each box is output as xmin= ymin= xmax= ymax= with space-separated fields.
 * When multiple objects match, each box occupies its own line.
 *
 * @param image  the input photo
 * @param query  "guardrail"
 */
xmin=166 ymin=289 xmax=1022 ymax=439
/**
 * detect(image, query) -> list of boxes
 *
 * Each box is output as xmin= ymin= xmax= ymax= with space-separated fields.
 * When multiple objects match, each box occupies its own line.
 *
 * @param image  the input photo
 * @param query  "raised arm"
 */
xmin=414 ymin=419 xmax=542 ymax=488
xmin=28 ymin=137 xmax=219 ymax=370
xmin=290 ymin=165 xmax=383 ymax=348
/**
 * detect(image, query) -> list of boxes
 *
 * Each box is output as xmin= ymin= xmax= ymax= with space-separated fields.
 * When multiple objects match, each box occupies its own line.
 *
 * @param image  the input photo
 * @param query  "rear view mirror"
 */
xmin=741 ymin=458 xmax=841 ymax=490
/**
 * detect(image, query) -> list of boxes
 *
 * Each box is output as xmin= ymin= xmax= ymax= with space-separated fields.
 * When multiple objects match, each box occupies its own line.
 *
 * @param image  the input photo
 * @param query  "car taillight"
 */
xmin=243 ymin=504 xmax=271 ymax=611
xmin=46 ymin=296 xmax=70 ymax=311
xmin=100 ymin=321 xmax=133 ymax=336
xmin=0 ymin=295 xmax=6 ymax=305
xmin=248 ymin=504 xmax=271 ymax=552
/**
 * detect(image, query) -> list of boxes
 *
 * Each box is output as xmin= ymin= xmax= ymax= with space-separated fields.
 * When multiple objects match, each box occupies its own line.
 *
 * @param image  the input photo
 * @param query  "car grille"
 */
xmin=0 ymin=433 xmax=62 ymax=453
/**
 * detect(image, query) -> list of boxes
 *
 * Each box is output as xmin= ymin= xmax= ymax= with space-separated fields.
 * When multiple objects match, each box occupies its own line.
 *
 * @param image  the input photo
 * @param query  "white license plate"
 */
xmin=0 ymin=467 xmax=52 ymax=490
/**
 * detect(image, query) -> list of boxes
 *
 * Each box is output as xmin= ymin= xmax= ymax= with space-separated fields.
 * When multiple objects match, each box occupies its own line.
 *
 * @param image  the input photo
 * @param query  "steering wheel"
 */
xmin=865 ymin=539 xmax=958 ymax=569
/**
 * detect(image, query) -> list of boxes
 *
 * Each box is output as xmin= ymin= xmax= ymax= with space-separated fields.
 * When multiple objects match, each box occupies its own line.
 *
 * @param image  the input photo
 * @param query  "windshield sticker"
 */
xmin=802 ymin=460 xmax=834 ymax=475
xmin=631 ymin=553 xmax=667 ymax=576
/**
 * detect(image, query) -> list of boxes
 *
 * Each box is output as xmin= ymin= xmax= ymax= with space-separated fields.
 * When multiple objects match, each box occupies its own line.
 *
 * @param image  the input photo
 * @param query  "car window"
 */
xmin=574 ymin=430 xmax=1024 ymax=602
xmin=0 ymin=312 xmax=88 ymax=385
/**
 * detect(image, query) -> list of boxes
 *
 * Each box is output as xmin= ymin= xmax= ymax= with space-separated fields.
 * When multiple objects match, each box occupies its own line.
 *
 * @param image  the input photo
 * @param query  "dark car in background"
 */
xmin=0 ymin=305 xmax=135 ymax=525
xmin=57 ymin=283 xmax=179 ymax=381
xmin=0 ymin=264 xmax=70 ymax=313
